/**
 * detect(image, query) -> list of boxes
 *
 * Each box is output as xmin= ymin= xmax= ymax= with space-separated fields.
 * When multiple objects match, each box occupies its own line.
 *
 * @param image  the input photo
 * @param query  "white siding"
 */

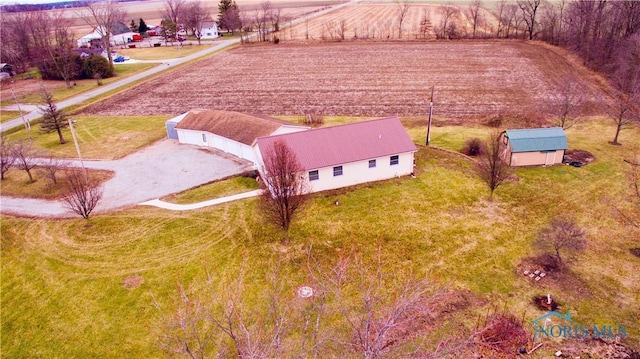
xmin=253 ymin=144 xmax=415 ymax=193
xmin=177 ymin=129 xmax=255 ymax=162
xmin=306 ymin=152 xmax=414 ymax=192
xmin=271 ymin=125 xmax=311 ymax=136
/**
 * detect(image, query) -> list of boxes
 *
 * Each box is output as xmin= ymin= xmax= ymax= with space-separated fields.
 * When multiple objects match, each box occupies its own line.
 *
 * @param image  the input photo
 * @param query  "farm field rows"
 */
xmin=81 ymin=41 xmax=612 ymax=121
xmin=279 ymin=3 xmax=498 ymax=41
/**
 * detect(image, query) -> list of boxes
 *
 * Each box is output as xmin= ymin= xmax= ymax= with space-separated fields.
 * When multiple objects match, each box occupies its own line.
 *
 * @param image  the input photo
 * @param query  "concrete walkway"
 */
xmin=140 ymin=189 xmax=262 ymax=211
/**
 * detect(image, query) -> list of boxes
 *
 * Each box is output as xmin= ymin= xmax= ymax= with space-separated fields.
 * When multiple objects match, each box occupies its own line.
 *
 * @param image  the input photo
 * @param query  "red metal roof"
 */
xmin=256 ymin=116 xmax=417 ymax=170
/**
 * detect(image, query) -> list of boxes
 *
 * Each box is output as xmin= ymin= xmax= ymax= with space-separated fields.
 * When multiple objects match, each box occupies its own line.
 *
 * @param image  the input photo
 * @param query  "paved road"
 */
xmin=0 ymin=39 xmax=240 ymax=132
xmin=0 ymin=140 xmax=253 ymax=218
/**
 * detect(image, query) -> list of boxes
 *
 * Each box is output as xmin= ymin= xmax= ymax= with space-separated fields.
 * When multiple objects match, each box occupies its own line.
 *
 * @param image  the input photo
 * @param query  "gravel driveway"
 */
xmin=0 ymin=140 xmax=253 ymax=218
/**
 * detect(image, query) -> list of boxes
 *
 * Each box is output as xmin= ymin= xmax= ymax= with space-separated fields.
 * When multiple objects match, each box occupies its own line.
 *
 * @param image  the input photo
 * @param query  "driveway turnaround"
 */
xmin=0 ymin=139 xmax=253 ymax=218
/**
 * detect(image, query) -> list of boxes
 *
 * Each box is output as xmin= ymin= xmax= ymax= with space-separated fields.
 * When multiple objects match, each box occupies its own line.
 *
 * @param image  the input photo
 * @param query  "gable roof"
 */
xmin=202 ymin=21 xmax=217 ymax=29
xmin=256 ymin=116 xmax=417 ymax=171
xmin=504 ymin=127 xmax=568 ymax=153
xmin=175 ymin=110 xmax=297 ymax=145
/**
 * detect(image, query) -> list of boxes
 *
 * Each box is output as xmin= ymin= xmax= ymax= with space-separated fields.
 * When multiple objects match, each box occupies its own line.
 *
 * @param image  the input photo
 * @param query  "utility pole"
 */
xmin=68 ymin=119 xmax=88 ymax=183
xmin=11 ymin=89 xmax=32 ymax=139
xmin=425 ymin=86 xmax=434 ymax=146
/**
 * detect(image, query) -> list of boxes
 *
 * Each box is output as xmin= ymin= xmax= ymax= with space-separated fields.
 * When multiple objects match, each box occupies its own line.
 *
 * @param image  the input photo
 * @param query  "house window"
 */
xmin=369 ymin=159 xmax=376 ymax=168
xmin=333 ymin=166 xmax=343 ymax=177
xmin=309 ymin=170 xmax=319 ymax=181
xmin=390 ymin=155 xmax=399 ymax=166
xmin=202 ymin=133 xmax=207 ymax=142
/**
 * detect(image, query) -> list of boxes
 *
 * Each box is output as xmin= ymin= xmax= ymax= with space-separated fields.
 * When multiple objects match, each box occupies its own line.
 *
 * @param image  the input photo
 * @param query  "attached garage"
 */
xmin=499 ymin=127 xmax=568 ymax=167
xmin=172 ymin=110 xmax=309 ymax=163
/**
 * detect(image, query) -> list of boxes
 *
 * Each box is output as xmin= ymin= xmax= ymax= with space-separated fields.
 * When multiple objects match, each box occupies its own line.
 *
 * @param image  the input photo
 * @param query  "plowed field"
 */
xmin=81 ymin=41 xmax=612 ymax=120
xmin=278 ymin=3 xmax=498 ymax=41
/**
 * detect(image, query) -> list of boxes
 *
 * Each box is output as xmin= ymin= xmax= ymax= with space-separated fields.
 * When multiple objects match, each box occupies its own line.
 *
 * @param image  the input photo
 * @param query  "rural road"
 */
xmin=0 ymin=38 xmax=239 ymax=132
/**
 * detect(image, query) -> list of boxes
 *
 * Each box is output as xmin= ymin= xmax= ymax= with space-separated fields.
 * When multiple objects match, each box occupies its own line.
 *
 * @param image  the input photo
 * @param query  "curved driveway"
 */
xmin=1 ymin=140 xmax=252 ymax=218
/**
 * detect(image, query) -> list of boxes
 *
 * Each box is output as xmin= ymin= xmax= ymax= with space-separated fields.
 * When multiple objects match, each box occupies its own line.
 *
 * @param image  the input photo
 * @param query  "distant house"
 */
xmin=254 ymin=116 xmax=418 ymax=193
xmin=200 ymin=21 xmax=219 ymax=39
xmin=77 ymin=22 xmax=139 ymax=48
xmin=73 ymin=48 xmax=108 ymax=59
xmin=169 ymin=110 xmax=309 ymax=163
xmin=499 ymin=127 xmax=568 ymax=167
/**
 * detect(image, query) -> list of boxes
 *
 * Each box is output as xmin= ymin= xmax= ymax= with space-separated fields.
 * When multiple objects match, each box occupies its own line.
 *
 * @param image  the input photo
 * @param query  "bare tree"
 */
xmin=39 ymin=156 xmax=68 ymax=186
xmin=475 ymin=131 xmax=513 ymax=200
xmin=0 ymin=136 xmax=16 ymax=180
xmin=310 ymin=248 xmax=438 ymax=359
xmin=554 ymin=74 xmax=585 ymax=129
xmin=62 ymin=169 xmax=103 ymax=219
xmin=12 ymin=140 xmax=39 ymax=183
xmin=337 ymin=19 xmax=348 ymax=41
xmin=536 ymin=217 xmax=587 ymax=265
xmin=259 ymin=139 xmax=308 ymax=242
xmin=617 ymin=151 xmax=640 ymax=228
xmin=38 ymin=89 xmax=69 ymax=144
xmin=607 ymin=36 xmax=640 ymax=145
xmin=517 ymin=0 xmax=541 ymax=40
xmin=184 ymin=1 xmax=210 ymax=45
xmin=163 ymin=0 xmax=186 ymax=28
xmin=468 ymin=0 xmax=482 ymax=38
xmin=396 ymin=0 xmax=411 ymax=39
xmin=48 ymin=12 xmax=78 ymax=89
xmin=436 ymin=3 xmax=459 ymax=39
xmin=81 ymin=0 xmax=127 ymax=68
xmin=0 ymin=12 xmax=32 ymax=74
xmin=418 ymin=8 xmax=433 ymax=40
xmin=156 ymin=258 xmax=324 ymax=358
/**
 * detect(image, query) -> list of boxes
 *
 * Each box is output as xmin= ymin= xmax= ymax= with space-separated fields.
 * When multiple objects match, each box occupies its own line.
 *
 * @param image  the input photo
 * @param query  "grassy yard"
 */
xmin=0 ymin=63 xmax=157 ymax=106
xmin=5 ymin=115 xmax=170 ymax=160
xmin=117 ymin=43 xmax=214 ymax=60
xmin=161 ymin=175 xmax=259 ymax=204
xmin=1 ymin=119 xmax=639 ymax=357
xmin=0 ymin=110 xmax=21 ymax=123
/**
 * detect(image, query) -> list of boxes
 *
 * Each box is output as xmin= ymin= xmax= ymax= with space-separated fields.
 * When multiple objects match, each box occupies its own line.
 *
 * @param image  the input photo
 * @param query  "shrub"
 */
xmin=461 ymin=137 xmax=487 ymax=157
xmin=82 ymin=54 xmax=113 ymax=80
xmin=302 ymin=113 xmax=324 ymax=126
xmin=475 ymin=314 xmax=528 ymax=355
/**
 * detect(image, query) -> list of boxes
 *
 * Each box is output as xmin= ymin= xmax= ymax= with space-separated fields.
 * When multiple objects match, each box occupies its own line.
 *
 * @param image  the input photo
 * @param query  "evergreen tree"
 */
xmin=129 ymin=19 xmax=138 ymax=32
xmin=138 ymin=18 xmax=149 ymax=33
xmin=217 ymin=0 xmax=236 ymax=30
xmin=38 ymin=89 xmax=68 ymax=145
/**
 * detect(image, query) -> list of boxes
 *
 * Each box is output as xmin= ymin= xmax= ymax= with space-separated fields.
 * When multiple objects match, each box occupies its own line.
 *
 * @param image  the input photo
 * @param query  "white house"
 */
xmin=254 ymin=116 xmax=418 ymax=193
xmin=171 ymin=109 xmax=309 ymax=163
xmin=200 ymin=21 xmax=219 ymax=39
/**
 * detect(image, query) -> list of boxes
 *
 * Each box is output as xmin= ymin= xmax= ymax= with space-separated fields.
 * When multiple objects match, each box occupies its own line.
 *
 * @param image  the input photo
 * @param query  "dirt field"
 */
xmin=278 ymin=3 xmax=498 ymax=41
xmin=79 ymin=40 xmax=613 ymax=121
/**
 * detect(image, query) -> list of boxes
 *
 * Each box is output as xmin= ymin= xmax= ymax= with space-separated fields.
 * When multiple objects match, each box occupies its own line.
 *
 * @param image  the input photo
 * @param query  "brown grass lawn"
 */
xmin=79 ymin=41 xmax=615 ymax=122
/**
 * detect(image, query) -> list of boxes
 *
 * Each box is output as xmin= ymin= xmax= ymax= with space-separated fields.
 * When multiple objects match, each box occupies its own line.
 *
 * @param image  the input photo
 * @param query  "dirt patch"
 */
xmin=563 ymin=149 xmax=596 ymax=166
xmin=122 ymin=274 xmax=144 ymax=290
xmin=516 ymin=255 xmax=591 ymax=298
xmin=78 ymin=41 xmax=612 ymax=121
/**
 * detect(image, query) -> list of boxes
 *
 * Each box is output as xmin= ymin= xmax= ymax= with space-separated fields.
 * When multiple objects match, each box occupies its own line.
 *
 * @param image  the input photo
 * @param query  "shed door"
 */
xmin=543 ymin=151 xmax=556 ymax=166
